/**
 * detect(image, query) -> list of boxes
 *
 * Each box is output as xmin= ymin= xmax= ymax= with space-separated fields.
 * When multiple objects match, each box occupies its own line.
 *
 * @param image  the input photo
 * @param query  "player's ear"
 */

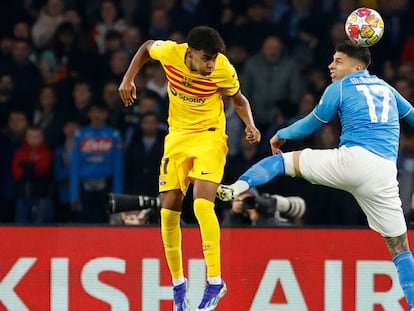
xmin=186 ymin=48 xmax=192 ymax=59
xmin=355 ymin=63 xmax=364 ymax=71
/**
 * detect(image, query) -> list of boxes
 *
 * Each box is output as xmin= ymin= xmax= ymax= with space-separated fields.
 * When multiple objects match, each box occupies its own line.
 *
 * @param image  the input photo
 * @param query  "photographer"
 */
xmin=222 ymin=188 xmax=306 ymax=227
xmin=107 ymin=193 xmax=161 ymax=225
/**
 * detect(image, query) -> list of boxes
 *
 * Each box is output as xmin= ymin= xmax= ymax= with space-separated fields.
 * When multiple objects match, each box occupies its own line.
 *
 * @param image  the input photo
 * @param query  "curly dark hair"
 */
xmin=335 ymin=40 xmax=371 ymax=68
xmin=187 ymin=26 xmax=225 ymax=54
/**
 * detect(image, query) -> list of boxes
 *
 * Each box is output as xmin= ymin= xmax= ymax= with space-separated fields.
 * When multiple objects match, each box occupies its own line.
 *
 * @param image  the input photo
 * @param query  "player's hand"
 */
xmin=245 ymin=126 xmax=261 ymax=144
xmin=118 ymin=79 xmax=137 ymax=107
xmin=270 ymin=135 xmax=286 ymax=154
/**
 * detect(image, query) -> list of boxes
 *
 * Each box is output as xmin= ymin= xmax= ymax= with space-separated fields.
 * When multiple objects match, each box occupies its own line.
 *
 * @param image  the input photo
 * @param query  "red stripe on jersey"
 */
xmin=168 ymin=80 xmax=216 ymax=97
xmin=164 ymin=65 xmax=217 ymax=87
xmin=165 ymin=72 xmax=217 ymax=94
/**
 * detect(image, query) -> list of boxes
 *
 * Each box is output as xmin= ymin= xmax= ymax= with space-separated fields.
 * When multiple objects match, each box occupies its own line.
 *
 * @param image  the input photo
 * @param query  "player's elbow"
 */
xmin=231 ymin=90 xmax=248 ymax=107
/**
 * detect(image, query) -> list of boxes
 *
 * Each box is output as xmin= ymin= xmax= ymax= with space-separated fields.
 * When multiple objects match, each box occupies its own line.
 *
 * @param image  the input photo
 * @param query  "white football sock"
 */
xmin=232 ymin=180 xmax=249 ymax=195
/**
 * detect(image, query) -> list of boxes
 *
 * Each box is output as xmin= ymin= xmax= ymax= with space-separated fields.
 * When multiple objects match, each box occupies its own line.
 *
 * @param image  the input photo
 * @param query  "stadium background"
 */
xmin=1 ymin=0 xmax=414 ymax=310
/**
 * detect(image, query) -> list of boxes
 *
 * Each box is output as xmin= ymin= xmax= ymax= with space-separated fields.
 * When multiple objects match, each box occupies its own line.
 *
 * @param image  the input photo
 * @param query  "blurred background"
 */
xmin=1 ymin=0 xmax=414 ymax=228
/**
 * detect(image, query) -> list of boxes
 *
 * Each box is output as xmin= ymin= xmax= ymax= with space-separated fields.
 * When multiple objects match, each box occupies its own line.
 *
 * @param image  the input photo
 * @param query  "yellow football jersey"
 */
xmin=149 ymin=40 xmax=240 ymax=132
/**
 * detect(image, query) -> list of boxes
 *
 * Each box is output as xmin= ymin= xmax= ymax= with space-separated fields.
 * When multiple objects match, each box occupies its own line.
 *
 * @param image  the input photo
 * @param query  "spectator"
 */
xmin=91 ymin=0 xmax=127 ymax=54
xmin=147 ymin=8 xmax=172 ymax=40
xmin=33 ymin=85 xmax=66 ymax=148
xmin=0 ymin=38 xmax=42 ymax=120
xmin=261 ymin=93 xmax=317 ymax=156
xmin=314 ymin=122 xmax=341 ymax=149
xmin=393 ymin=77 xmax=414 ymax=104
xmin=241 ymin=35 xmax=304 ymax=131
xmin=12 ymin=127 xmax=54 ymax=224
xmin=168 ymin=30 xmax=186 ymax=44
xmin=369 ymin=0 xmax=414 ymax=73
xmin=144 ymin=62 xmax=168 ymax=103
xmin=0 ymin=110 xmax=29 ymax=222
xmin=107 ymin=193 xmax=162 ymax=226
xmin=225 ymin=43 xmax=248 ymax=74
xmin=304 ymin=66 xmax=330 ymax=97
xmin=223 ymin=136 xmax=263 ymax=185
xmin=62 ymin=8 xmax=98 ymax=56
xmin=99 ymin=29 xmax=123 ymax=81
xmin=276 ymin=0 xmax=323 ymax=47
xmin=224 ymin=95 xmax=243 ymax=158
xmin=170 ymin=0 xmax=219 ymax=35
xmin=231 ymin=1 xmax=275 ymax=55
xmin=398 ymin=123 xmax=414 ymax=215
xmin=402 ymin=34 xmax=414 ymax=70
xmin=144 ymin=61 xmax=168 ymax=120
xmin=40 ymin=22 xmax=98 ymax=84
xmin=12 ymin=20 xmax=31 ymax=40
xmin=380 ymin=0 xmax=413 ymax=49
xmin=100 ymin=49 xmax=130 ymax=86
xmin=124 ymin=111 xmax=166 ymax=196
xmin=70 ymin=103 xmax=123 ymax=223
xmin=31 ymin=0 xmax=65 ymax=49
xmin=69 ymin=79 xmax=95 ymax=125
xmin=327 ymin=0 xmax=358 ymax=24
xmin=396 ymin=62 xmax=414 ymax=81
xmin=123 ymin=92 xmax=166 ymax=148
xmin=122 ymin=24 xmax=143 ymax=58
xmin=0 ymin=73 xmax=16 ymax=129
xmin=310 ymin=19 xmax=349 ymax=70
xmin=53 ymin=119 xmax=80 ymax=222
xmin=101 ymin=79 xmax=133 ymax=134
xmin=222 ymin=187 xmax=306 ymax=227
xmin=0 ymin=35 xmax=13 ymax=62
xmin=288 ymin=91 xmax=318 ymax=124
xmin=381 ymin=60 xmax=397 ymax=83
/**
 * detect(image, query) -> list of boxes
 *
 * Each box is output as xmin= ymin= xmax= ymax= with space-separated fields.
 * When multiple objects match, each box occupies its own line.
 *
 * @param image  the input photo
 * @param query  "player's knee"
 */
xmin=160 ymin=190 xmax=183 ymax=211
xmin=193 ymin=198 xmax=215 ymax=220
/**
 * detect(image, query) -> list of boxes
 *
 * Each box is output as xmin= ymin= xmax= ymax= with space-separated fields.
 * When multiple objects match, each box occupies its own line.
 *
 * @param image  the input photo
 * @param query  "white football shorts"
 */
xmin=283 ymin=145 xmax=406 ymax=237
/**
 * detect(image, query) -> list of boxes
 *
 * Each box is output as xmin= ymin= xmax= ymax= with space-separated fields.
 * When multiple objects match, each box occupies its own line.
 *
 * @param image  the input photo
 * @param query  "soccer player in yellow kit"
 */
xmin=118 ymin=26 xmax=261 ymax=311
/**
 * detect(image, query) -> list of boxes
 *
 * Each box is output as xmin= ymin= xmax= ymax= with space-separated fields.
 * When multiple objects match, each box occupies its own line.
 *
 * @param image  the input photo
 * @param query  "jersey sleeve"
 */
xmin=313 ymin=82 xmax=341 ymax=123
xmin=217 ymin=56 xmax=240 ymax=97
xmin=149 ymin=40 xmax=175 ymax=62
xmin=276 ymin=113 xmax=323 ymax=140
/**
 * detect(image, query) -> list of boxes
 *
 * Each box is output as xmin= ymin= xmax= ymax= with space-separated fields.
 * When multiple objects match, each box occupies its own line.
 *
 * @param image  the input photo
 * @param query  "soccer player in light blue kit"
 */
xmin=217 ymin=41 xmax=414 ymax=309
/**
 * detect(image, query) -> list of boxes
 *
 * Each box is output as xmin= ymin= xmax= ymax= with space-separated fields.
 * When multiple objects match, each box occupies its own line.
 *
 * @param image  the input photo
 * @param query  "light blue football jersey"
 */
xmin=313 ymin=70 xmax=413 ymax=162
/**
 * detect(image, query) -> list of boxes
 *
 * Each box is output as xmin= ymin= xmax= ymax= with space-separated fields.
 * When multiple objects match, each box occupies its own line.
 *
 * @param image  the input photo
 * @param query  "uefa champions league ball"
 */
xmin=345 ymin=7 xmax=384 ymax=47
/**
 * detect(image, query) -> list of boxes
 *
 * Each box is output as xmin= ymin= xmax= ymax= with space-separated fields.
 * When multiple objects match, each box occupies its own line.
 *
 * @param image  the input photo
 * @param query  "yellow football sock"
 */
xmin=160 ymin=208 xmax=183 ymax=279
xmin=193 ymin=198 xmax=221 ymax=278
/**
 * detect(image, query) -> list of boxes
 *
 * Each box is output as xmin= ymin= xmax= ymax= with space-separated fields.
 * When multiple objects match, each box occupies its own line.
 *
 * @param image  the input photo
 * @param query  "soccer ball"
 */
xmin=345 ymin=7 xmax=384 ymax=47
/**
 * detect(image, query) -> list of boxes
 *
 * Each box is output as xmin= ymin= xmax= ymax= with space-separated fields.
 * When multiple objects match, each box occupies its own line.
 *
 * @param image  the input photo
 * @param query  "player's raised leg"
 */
xmin=217 ymin=153 xmax=287 ymax=201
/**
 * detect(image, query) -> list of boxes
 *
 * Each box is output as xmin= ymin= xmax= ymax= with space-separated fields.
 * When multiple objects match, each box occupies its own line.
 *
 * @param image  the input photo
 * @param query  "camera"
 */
xmin=107 ymin=193 xmax=161 ymax=214
xmin=241 ymin=193 xmax=306 ymax=220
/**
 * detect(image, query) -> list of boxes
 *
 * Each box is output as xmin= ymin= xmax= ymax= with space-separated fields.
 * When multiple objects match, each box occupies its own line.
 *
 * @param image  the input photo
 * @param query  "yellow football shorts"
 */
xmin=159 ymin=129 xmax=228 ymax=194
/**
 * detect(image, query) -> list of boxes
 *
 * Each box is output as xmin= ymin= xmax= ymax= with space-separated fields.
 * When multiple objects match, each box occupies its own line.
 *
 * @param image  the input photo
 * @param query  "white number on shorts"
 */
xmin=356 ymin=84 xmax=390 ymax=123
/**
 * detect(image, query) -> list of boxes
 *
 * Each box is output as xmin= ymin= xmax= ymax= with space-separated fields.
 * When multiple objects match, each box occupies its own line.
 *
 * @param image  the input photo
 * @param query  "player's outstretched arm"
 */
xmin=270 ymin=113 xmax=323 ymax=154
xmin=118 ymin=40 xmax=155 ymax=107
xmin=230 ymin=90 xmax=261 ymax=144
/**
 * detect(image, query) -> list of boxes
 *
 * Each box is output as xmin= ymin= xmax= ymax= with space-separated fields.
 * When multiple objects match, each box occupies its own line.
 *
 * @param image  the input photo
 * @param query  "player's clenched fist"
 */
xmin=245 ymin=126 xmax=261 ymax=144
xmin=118 ymin=79 xmax=137 ymax=107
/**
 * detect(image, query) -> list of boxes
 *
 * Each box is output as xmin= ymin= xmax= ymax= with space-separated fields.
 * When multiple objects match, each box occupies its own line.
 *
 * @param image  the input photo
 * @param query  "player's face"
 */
xmin=328 ymin=52 xmax=361 ymax=82
xmin=186 ymin=48 xmax=217 ymax=76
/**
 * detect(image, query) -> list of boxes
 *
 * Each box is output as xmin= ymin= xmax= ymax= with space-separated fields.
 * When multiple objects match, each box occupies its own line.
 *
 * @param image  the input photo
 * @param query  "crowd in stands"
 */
xmin=1 ymin=0 xmax=414 ymax=226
